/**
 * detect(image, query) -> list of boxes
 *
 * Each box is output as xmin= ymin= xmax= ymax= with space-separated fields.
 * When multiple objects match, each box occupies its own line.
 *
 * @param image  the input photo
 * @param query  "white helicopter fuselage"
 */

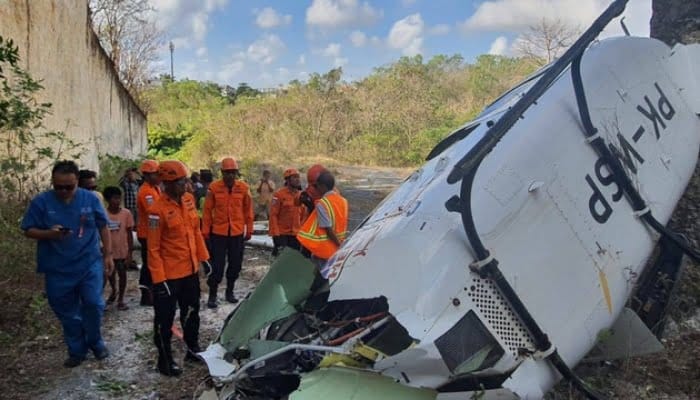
xmin=322 ymin=37 xmax=700 ymax=398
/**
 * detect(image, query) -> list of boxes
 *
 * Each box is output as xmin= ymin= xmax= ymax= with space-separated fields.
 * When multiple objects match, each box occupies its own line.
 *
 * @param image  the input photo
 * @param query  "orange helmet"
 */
xmin=221 ymin=157 xmax=239 ymax=171
xmin=283 ymin=168 xmax=299 ymax=179
xmin=140 ymin=159 xmax=159 ymax=174
xmin=306 ymin=164 xmax=327 ymax=185
xmin=158 ymin=160 xmax=188 ymax=182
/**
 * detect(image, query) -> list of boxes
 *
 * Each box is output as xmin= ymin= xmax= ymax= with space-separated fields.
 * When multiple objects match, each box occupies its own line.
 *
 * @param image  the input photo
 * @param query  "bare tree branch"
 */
xmin=514 ymin=18 xmax=581 ymax=66
xmin=89 ymin=0 xmax=164 ymax=107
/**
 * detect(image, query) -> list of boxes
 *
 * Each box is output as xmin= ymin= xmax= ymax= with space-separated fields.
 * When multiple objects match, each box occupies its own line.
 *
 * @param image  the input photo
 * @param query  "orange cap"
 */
xmin=221 ymin=157 xmax=239 ymax=171
xmin=140 ymin=159 xmax=159 ymax=174
xmin=283 ymin=168 xmax=299 ymax=179
xmin=158 ymin=160 xmax=188 ymax=182
xmin=307 ymin=164 xmax=326 ymax=185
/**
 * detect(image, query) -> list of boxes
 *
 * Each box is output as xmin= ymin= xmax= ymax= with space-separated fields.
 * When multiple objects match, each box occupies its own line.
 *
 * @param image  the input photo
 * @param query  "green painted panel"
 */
xmin=219 ymin=249 xmax=318 ymax=351
xmin=290 ymin=368 xmax=437 ymax=400
xmin=248 ymin=339 xmax=290 ymax=359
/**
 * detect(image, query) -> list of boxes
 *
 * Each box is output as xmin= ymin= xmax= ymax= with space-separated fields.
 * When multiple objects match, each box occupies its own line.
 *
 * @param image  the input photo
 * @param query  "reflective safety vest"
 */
xmin=297 ymin=191 xmax=348 ymax=259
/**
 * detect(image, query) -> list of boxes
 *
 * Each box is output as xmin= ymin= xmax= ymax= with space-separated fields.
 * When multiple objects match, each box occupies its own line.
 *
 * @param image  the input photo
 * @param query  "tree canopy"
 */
xmin=145 ymin=54 xmax=537 ymax=168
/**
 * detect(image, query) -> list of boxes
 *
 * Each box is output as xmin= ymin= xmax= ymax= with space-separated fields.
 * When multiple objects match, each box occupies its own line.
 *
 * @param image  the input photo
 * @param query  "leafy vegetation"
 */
xmin=145 ymin=54 xmax=537 ymax=169
xmin=0 ymin=36 xmax=83 ymax=201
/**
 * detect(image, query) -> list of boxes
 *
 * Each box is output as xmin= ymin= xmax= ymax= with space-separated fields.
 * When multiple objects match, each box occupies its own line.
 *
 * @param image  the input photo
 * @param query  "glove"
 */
xmin=300 ymin=191 xmax=314 ymax=214
xmin=244 ymin=233 xmax=252 ymax=242
xmin=153 ymin=281 xmax=172 ymax=300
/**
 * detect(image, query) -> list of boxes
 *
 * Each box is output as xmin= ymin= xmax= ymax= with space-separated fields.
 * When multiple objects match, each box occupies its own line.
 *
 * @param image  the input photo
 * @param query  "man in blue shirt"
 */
xmin=21 ymin=160 xmax=115 ymax=368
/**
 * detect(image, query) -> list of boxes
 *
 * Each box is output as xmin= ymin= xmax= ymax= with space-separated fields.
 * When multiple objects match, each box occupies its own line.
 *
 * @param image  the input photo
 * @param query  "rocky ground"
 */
xmin=1 ymin=163 xmax=699 ymax=399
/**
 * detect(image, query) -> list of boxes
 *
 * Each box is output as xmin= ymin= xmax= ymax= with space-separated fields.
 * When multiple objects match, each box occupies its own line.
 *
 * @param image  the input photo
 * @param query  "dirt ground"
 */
xmin=0 ymin=166 xmax=408 ymax=400
xmin=1 ymin=164 xmax=699 ymax=399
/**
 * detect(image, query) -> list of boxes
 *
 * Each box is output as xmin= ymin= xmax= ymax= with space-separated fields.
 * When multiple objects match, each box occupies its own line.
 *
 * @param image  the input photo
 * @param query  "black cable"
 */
xmin=445 ymin=2 xmax=636 ymax=399
xmin=447 ymin=0 xmax=629 ymax=184
xmin=457 ymin=173 xmax=604 ymax=400
xmin=570 ymin=53 xmax=700 ymax=263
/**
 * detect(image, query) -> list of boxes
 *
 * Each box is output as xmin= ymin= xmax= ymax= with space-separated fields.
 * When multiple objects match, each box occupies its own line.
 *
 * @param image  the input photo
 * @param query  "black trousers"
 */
xmin=153 ymin=274 xmax=200 ymax=360
xmin=138 ymin=238 xmax=152 ymax=289
xmin=208 ymin=234 xmax=244 ymax=289
xmin=273 ymin=235 xmax=301 ymax=256
xmin=275 ymin=235 xmax=301 ymax=250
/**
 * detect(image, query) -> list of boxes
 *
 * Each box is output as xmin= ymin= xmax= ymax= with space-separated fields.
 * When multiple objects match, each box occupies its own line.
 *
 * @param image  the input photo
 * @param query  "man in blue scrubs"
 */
xmin=21 ymin=160 xmax=115 ymax=368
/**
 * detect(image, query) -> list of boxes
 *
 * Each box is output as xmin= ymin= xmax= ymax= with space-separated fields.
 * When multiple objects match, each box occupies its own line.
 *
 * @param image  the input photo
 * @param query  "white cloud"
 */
xmin=319 ymin=43 xmax=347 ymax=68
xmin=217 ymin=59 xmax=245 ymax=83
xmin=401 ymin=0 xmax=417 ymax=6
xmin=255 ymin=7 xmax=292 ymax=29
xmin=306 ymin=0 xmax=382 ymax=29
xmin=388 ymin=13 xmax=424 ymax=56
xmin=459 ymin=0 xmax=651 ymax=37
xmin=196 ymin=47 xmax=208 ymax=57
xmin=298 ymin=54 xmax=306 ymax=65
xmin=322 ymin=43 xmax=342 ymax=57
xmin=488 ymin=36 xmax=509 ymax=55
xmin=350 ymin=30 xmax=368 ymax=47
xmin=247 ymin=34 xmax=285 ymax=65
xmin=334 ymin=57 xmax=349 ymax=67
xmin=428 ymin=24 xmax=450 ymax=35
xmin=151 ymin=0 xmax=229 ymax=46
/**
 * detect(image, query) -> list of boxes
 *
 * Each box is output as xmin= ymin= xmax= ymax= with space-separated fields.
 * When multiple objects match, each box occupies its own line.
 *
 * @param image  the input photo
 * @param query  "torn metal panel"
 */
xmin=218 ymin=248 xmax=318 ymax=351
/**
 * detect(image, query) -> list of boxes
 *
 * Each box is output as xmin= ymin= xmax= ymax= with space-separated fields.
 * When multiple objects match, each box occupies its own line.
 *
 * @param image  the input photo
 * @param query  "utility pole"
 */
xmin=169 ymin=41 xmax=175 ymax=80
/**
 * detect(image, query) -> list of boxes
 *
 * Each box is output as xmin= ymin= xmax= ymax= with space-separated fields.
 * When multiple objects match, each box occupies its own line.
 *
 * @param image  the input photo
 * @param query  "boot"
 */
xmin=139 ymin=288 xmax=153 ymax=306
xmin=184 ymin=345 xmax=203 ymax=363
xmin=156 ymin=342 xmax=182 ymax=377
xmin=157 ymin=357 xmax=182 ymax=376
xmin=225 ymin=287 xmax=237 ymax=304
xmin=206 ymin=286 xmax=218 ymax=309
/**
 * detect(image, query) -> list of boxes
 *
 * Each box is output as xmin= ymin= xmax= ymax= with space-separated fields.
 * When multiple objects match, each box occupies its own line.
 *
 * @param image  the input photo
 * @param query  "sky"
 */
xmin=149 ymin=0 xmax=652 ymax=88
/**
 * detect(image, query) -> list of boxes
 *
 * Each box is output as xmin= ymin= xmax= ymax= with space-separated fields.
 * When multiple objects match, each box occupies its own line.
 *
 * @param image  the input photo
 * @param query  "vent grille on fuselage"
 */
xmin=467 ymin=278 xmax=536 ymax=358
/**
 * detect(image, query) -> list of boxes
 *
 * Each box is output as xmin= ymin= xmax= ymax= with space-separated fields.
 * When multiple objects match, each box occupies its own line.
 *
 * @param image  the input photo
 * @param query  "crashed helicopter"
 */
xmin=198 ymin=1 xmax=700 ymax=399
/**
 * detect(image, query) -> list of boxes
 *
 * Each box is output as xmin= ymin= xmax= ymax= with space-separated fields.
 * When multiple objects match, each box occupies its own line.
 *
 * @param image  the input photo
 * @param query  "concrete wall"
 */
xmin=0 ymin=0 xmax=147 ymax=171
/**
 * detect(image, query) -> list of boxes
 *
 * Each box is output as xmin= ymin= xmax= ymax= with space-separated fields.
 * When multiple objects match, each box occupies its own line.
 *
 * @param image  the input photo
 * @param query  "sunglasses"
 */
xmin=53 ymin=184 xmax=76 ymax=192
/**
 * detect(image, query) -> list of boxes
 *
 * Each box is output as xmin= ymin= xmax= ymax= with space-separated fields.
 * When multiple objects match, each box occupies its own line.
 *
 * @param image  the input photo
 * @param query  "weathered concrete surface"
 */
xmin=0 ymin=0 xmax=147 ymax=171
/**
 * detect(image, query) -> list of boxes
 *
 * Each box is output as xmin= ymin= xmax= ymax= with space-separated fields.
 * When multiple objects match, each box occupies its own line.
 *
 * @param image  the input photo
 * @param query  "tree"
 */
xmin=514 ymin=18 xmax=581 ymax=66
xmin=89 ymin=0 xmax=163 ymax=106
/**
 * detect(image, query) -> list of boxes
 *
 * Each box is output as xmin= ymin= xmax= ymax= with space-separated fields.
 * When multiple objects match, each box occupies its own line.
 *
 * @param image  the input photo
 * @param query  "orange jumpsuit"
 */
xmin=202 ymin=179 xmax=254 ymax=238
xmin=147 ymin=192 xmax=209 ymax=363
xmin=136 ymin=182 xmax=161 ymax=290
xmin=269 ymin=186 xmax=305 ymax=254
xmin=147 ymin=192 xmax=209 ymax=284
xmin=201 ymin=179 xmax=253 ymax=293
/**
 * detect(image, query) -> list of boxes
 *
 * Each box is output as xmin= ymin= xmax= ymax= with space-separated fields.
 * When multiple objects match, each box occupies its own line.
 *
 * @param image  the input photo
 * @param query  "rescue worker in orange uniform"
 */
xmin=147 ymin=160 xmax=209 ymax=376
xmin=202 ymin=157 xmax=254 ymax=308
xmin=297 ymin=170 xmax=348 ymax=270
xmin=299 ymin=164 xmax=328 ymax=217
xmin=136 ymin=159 xmax=161 ymax=306
xmin=269 ymin=168 xmax=305 ymax=256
